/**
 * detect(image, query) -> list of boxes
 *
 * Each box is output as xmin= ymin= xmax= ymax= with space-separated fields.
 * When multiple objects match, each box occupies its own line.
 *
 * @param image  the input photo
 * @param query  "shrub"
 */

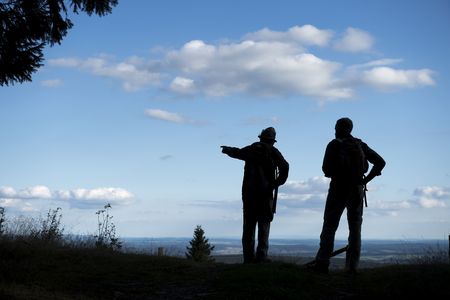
xmin=0 ymin=207 xmax=5 ymax=236
xmin=2 ymin=215 xmax=39 ymax=238
xmin=39 ymin=207 xmax=64 ymax=243
xmin=0 ymin=207 xmax=64 ymax=246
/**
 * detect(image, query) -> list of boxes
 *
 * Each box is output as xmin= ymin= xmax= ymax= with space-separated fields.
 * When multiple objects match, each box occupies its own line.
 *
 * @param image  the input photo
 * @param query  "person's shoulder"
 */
xmin=351 ymin=136 xmax=363 ymax=143
xmin=250 ymin=141 xmax=264 ymax=149
xmin=351 ymin=136 xmax=368 ymax=147
xmin=247 ymin=142 xmax=268 ymax=153
xmin=351 ymin=137 xmax=374 ymax=155
xmin=271 ymin=146 xmax=282 ymax=155
xmin=328 ymin=138 xmax=341 ymax=147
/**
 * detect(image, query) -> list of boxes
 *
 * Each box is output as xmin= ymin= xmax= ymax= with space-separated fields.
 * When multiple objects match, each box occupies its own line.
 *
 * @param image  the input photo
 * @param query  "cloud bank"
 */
xmin=0 ymin=186 xmax=134 ymax=210
xmin=48 ymin=25 xmax=435 ymax=102
xmin=414 ymin=186 xmax=449 ymax=208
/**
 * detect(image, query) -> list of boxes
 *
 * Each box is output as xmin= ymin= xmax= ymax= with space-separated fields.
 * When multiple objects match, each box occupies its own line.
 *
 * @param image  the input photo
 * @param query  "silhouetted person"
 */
xmin=221 ymin=127 xmax=289 ymax=263
xmin=311 ymin=118 xmax=385 ymax=274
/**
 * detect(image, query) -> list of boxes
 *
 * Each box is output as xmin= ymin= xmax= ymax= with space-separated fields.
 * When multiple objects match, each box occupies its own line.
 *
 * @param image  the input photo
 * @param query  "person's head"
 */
xmin=258 ymin=127 xmax=277 ymax=145
xmin=335 ymin=117 xmax=353 ymax=138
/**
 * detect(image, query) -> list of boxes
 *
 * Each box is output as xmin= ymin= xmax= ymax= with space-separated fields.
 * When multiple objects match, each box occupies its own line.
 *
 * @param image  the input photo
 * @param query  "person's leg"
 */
xmin=346 ymin=185 xmax=364 ymax=273
xmin=255 ymin=221 xmax=271 ymax=262
xmin=242 ymin=213 xmax=257 ymax=263
xmin=315 ymin=185 xmax=346 ymax=271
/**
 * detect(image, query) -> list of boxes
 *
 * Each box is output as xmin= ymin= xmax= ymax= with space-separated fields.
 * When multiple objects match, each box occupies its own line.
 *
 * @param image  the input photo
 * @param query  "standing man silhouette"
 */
xmin=311 ymin=118 xmax=386 ymax=274
xmin=221 ymin=127 xmax=289 ymax=263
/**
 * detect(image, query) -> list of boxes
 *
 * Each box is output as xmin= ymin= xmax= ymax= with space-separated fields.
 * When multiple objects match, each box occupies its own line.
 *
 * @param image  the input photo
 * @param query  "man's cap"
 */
xmin=258 ymin=127 xmax=277 ymax=142
xmin=335 ymin=117 xmax=353 ymax=134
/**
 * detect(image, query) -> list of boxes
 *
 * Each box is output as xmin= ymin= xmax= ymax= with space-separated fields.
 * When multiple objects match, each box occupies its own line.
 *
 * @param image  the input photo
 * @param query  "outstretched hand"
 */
xmin=221 ymin=145 xmax=230 ymax=154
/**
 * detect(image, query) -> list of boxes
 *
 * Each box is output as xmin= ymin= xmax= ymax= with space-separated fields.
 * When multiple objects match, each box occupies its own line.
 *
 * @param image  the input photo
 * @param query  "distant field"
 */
xmin=122 ymin=237 xmax=448 ymax=266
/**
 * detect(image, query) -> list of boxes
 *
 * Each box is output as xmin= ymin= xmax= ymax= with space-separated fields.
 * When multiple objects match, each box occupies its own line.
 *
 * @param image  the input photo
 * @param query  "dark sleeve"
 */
xmin=322 ymin=140 xmax=339 ymax=178
xmin=361 ymin=142 xmax=386 ymax=178
xmin=221 ymin=145 xmax=253 ymax=161
xmin=272 ymin=147 xmax=289 ymax=186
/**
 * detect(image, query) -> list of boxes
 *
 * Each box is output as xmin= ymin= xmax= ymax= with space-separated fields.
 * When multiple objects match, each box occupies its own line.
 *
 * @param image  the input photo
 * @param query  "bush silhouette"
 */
xmin=186 ymin=225 xmax=215 ymax=262
xmin=39 ymin=207 xmax=64 ymax=243
xmin=0 ymin=207 xmax=5 ymax=236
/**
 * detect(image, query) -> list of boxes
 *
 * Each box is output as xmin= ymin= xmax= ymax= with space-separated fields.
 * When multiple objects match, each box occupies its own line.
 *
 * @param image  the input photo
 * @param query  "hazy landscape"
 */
xmin=122 ymin=237 xmax=449 ymax=267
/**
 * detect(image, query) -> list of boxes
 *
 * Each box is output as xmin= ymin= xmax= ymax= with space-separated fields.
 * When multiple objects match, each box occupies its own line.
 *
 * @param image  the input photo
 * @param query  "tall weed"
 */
xmin=94 ymin=203 xmax=122 ymax=250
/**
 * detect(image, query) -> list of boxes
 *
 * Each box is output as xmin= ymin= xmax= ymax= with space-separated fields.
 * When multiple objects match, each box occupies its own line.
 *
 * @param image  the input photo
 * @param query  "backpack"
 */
xmin=336 ymin=137 xmax=368 ymax=180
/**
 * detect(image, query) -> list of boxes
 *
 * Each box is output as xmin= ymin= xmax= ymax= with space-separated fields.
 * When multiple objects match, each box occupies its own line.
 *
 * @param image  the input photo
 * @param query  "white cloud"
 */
xmin=369 ymin=199 xmax=413 ymax=210
xmin=41 ymin=79 xmax=63 ymax=87
xmin=61 ymin=187 xmax=134 ymax=208
xmin=49 ymin=56 xmax=162 ymax=91
xmin=359 ymin=185 xmax=450 ymax=217
xmin=363 ymin=67 xmax=435 ymax=90
xmin=0 ymin=186 xmax=134 ymax=209
xmin=415 ymin=186 xmax=450 ymax=199
xmin=414 ymin=186 xmax=449 ymax=208
xmin=48 ymin=25 xmax=435 ymax=102
xmin=167 ymin=40 xmax=353 ymax=99
xmin=277 ymin=177 xmax=330 ymax=211
xmin=144 ymin=108 xmax=191 ymax=124
xmin=18 ymin=186 xmax=52 ymax=199
xmin=1 ymin=185 xmax=52 ymax=199
xmin=62 ymin=188 xmax=133 ymax=201
xmin=245 ymin=25 xmax=333 ymax=47
xmin=334 ymin=27 xmax=374 ymax=52
xmin=349 ymin=58 xmax=403 ymax=69
xmin=170 ymin=76 xmax=196 ymax=94
xmin=419 ymin=198 xmax=446 ymax=208
xmin=282 ymin=176 xmax=330 ymax=195
xmin=0 ymin=186 xmax=16 ymax=198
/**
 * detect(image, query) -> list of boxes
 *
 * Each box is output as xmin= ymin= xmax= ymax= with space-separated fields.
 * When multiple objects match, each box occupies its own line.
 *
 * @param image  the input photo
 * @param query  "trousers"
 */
xmin=242 ymin=212 xmax=271 ymax=263
xmin=316 ymin=182 xmax=364 ymax=271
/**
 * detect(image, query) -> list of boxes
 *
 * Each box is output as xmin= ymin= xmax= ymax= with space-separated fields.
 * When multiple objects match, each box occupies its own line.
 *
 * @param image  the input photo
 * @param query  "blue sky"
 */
xmin=1 ymin=0 xmax=449 ymax=240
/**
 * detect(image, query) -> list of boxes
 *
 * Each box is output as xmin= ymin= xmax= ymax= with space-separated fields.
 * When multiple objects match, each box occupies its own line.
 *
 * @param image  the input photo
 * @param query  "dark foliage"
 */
xmin=39 ymin=207 xmax=64 ymax=243
xmin=94 ymin=203 xmax=122 ymax=250
xmin=0 ymin=207 xmax=5 ymax=236
xmin=0 ymin=0 xmax=118 ymax=86
xmin=186 ymin=225 xmax=215 ymax=262
xmin=1 ymin=238 xmax=449 ymax=299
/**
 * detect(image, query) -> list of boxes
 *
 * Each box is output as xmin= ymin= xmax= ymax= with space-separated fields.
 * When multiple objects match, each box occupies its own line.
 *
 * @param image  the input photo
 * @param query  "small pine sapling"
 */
xmin=186 ymin=225 xmax=215 ymax=262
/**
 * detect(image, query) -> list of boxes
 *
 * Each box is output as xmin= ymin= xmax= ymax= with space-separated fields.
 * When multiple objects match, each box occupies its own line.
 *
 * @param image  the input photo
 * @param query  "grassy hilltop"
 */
xmin=1 ymin=207 xmax=449 ymax=299
xmin=1 ymin=238 xmax=449 ymax=300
